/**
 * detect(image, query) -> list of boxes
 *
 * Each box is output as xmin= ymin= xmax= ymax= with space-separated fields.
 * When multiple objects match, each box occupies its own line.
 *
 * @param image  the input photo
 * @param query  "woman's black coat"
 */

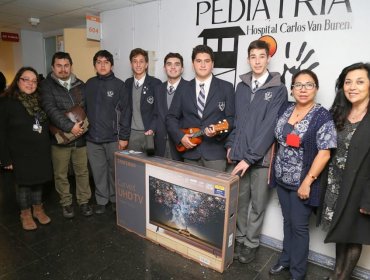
xmin=322 ymin=112 xmax=370 ymax=244
xmin=0 ymin=97 xmax=52 ymax=185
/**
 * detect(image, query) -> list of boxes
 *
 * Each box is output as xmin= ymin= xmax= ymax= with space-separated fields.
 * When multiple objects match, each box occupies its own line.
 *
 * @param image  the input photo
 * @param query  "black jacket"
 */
xmin=166 ymin=76 xmax=235 ymax=161
xmin=125 ymin=74 xmax=162 ymax=131
xmin=149 ymin=78 xmax=189 ymax=160
xmin=320 ymin=112 xmax=370 ymax=245
xmin=84 ymin=72 xmax=131 ymax=143
xmin=0 ymin=97 xmax=52 ymax=185
xmin=40 ymin=72 xmax=86 ymax=147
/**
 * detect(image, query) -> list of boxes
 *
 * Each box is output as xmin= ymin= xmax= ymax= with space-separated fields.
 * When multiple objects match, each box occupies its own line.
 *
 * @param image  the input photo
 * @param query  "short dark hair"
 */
xmin=129 ymin=48 xmax=148 ymax=62
xmin=331 ymin=62 xmax=370 ymax=131
xmin=191 ymin=45 xmax=214 ymax=62
xmin=291 ymin=69 xmax=319 ymax=89
xmin=51 ymin=52 xmax=73 ymax=66
xmin=93 ymin=50 xmax=114 ymax=66
xmin=248 ymin=40 xmax=270 ymax=57
xmin=164 ymin=53 xmax=184 ymax=67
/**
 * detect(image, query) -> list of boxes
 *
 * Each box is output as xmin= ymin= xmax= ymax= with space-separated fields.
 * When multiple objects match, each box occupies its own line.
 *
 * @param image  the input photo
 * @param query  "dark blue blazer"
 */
xmin=125 ymin=74 xmax=162 ymax=131
xmin=166 ymin=75 xmax=235 ymax=161
xmin=149 ymin=78 xmax=189 ymax=161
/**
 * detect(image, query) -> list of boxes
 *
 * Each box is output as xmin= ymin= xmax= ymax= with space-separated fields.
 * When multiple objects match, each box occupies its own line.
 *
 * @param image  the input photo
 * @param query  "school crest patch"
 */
xmin=218 ymin=101 xmax=225 ymax=111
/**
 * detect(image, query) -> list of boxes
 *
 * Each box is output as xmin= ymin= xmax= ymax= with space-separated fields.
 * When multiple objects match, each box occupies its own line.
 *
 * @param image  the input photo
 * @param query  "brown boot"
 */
xmin=20 ymin=209 xmax=37 ymax=230
xmin=32 ymin=204 xmax=51 ymax=225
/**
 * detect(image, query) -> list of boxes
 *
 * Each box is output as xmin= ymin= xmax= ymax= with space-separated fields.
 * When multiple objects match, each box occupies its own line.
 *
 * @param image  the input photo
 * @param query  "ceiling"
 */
xmin=0 ymin=0 xmax=157 ymax=33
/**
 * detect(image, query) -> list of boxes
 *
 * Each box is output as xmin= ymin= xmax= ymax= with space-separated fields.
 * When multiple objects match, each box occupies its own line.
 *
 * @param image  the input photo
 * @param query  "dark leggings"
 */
xmin=333 ymin=243 xmax=362 ymax=280
xmin=17 ymin=184 xmax=43 ymax=210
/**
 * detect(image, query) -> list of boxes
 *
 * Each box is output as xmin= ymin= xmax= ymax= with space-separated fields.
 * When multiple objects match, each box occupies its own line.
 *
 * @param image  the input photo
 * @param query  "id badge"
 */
xmin=286 ymin=133 xmax=300 ymax=148
xmin=33 ymin=124 xmax=42 ymax=134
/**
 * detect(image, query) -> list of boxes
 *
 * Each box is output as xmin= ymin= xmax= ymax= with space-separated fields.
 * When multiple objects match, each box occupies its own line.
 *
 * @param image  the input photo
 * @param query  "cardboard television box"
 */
xmin=115 ymin=152 xmax=239 ymax=273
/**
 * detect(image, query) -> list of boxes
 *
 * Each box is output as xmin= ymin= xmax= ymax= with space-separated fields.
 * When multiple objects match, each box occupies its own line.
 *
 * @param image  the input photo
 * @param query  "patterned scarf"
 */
xmin=17 ymin=91 xmax=47 ymax=122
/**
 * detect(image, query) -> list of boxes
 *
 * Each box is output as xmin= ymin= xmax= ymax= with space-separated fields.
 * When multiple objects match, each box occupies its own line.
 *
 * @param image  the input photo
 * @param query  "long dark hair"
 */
xmin=331 ymin=62 xmax=370 ymax=131
xmin=1 ymin=67 xmax=39 ymax=98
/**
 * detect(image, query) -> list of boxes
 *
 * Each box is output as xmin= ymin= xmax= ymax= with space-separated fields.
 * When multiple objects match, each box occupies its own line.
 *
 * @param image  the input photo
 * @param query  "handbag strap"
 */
xmin=70 ymin=86 xmax=83 ymax=106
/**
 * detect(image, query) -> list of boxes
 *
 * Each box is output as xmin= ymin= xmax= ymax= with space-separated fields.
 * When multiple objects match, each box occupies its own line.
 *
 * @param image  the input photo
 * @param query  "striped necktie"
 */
xmin=168 ymin=85 xmax=174 ymax=95
xmin=197 ymin=83 xmax=206 ymax=118
xmin=254 ymin=80 xmax=259 ymax=92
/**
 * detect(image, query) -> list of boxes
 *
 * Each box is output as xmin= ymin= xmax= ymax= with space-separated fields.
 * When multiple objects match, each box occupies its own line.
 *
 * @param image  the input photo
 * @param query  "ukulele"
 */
xmin=176 ymin=120 xmax=229 ymax=152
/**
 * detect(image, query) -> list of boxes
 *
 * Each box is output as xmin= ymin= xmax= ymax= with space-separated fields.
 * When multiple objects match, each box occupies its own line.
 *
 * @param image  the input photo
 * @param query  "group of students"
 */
xmin=0 ymin=39 xmax=369 ymax=280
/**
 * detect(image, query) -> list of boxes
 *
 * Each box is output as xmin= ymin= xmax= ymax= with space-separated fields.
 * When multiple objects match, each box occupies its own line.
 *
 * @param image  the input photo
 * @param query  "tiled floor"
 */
xmin=0 ymin=170 xmax=335 ymax=280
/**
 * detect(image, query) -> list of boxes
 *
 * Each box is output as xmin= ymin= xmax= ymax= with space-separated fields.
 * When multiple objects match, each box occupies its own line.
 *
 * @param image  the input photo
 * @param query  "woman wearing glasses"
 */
xmin=0 ymin=67 xmax=52 ymax=230
xmin=269 ymin=69 xmax=337 ymax=280
xmin=320 ymin=63 xmax=370 ymax=280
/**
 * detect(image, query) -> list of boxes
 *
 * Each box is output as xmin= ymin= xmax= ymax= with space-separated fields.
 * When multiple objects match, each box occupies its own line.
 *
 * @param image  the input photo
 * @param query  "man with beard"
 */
xmin=41 ymin=52 xmax=92 ymax=219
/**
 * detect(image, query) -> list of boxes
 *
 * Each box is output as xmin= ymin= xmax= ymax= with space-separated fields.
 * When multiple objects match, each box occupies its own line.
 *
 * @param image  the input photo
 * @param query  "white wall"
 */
xmin=101 ymin=0 xmax=370 ymax=272
xmin=20 ymin=30 xmax=46 ymax=76
xmin=101 ymin=2 xmax=160 ymax=81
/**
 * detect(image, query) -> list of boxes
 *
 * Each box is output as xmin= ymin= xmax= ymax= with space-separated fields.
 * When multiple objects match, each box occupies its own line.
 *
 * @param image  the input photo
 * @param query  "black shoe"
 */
xmin=95 ymin=204 xmax=106 ymax=214
xmin=62 ymin=205 xmax=74 ymax=219
xmin=233 ymin=241 xmax=244 ymax=260
xmin=238 ymin=246 xmax=257 ymax=264
xmin=269 ymin=263 xmax=289 ymax=275
xmin=80 ymin=203 xmax=93 ymax=216
xmin=111 ymin=202 xmax=116 ymax=212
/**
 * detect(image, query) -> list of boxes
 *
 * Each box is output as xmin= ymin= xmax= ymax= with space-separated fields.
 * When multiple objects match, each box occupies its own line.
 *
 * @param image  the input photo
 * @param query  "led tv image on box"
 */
xmin=149 ymin=176 xmax=226 ymax=252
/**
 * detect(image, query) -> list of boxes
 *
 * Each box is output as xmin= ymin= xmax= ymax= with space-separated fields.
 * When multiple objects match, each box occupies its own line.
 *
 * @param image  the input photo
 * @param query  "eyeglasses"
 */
xmin=19 ymin=77 xmax=37 ymax=85
xmin=292 ymin=82 xmax=316 ymax=90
